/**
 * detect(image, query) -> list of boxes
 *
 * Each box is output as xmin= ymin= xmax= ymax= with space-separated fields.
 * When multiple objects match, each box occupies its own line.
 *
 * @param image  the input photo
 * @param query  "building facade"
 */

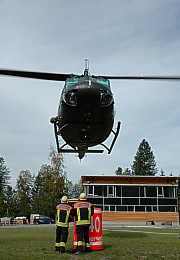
xmin=82 ymin=175 xmax=179 ymax=226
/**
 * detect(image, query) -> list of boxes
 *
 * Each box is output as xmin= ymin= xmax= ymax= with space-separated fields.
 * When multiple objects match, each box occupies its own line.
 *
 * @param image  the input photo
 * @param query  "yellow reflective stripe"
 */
xmin=56 ymin=222 xmax=69 ymax=227
xmin=85 ymin=243 xmax=90 ymax=248
xmin=76 ymin=219 xmax=90 ymax=225
xmin=65 ymin=211 xmax=70 ymax=224
xmin=77 ymin=208 xmax=80 ymax=222
xmin=88 ymin=207 xmax=91 ymax=221
xmin=60 ymin=242 xmax=66 ymax=247
xmin=57 ymin=210 xmax=60 ymax=222
xmin=77 ymin=241 xmax=83 ymax=246
xmin=55 ymin=242 xmax=60 ymax=247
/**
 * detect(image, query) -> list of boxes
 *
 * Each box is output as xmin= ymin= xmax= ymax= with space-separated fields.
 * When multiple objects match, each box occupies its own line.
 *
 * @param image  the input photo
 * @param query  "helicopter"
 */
xmin=0 ymin=59 xmax=180 ymax=159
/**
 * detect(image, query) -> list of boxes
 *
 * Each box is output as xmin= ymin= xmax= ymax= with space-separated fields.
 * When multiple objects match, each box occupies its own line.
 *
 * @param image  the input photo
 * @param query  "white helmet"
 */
xmin=79 ymin=193 xmax=86 ymax=200
xmin=61 ymin=196 xmax=68 ymax=203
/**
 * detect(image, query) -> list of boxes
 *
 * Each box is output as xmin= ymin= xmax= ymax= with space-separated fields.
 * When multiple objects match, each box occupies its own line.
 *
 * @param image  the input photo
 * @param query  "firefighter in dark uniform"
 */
xmin=55 ymin=195 xmax=73 ymax=253
xmin=73 ymin=192 xmax=94 ymax=254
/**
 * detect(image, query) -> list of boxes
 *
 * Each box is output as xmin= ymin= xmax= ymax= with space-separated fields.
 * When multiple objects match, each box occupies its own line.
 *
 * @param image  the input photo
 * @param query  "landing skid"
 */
xmin=100 ymin=121 xmax=121 ymax=154
xmin=51 ymin=120 xmax=120 ymax=158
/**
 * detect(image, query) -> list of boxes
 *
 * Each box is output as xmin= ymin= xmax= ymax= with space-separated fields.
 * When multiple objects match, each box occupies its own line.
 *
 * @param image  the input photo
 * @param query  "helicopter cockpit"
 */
xmin=100 ymin=88 xmax=113 ymax=107
xmin=96 ymin=77 xmax=110 ymax=87
xmin=62 ymin=77 xmax=79 ymax=106
xmin=63 ymin=75 xmax=113 ymax=107
xmin=96 ymin=77 xmax=113 ymax=107
xmin=65 ymin=76 xmax=79 ymax=88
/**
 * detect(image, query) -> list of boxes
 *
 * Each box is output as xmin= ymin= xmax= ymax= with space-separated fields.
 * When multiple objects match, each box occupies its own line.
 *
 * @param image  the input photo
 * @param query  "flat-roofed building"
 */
xmin=82 ymin=175 xmax=179 ymax=226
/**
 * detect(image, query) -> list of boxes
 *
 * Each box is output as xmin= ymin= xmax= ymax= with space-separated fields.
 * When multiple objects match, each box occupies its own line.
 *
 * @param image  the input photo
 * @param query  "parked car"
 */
xmin=33 ymin=216 xmax=54 ymax=224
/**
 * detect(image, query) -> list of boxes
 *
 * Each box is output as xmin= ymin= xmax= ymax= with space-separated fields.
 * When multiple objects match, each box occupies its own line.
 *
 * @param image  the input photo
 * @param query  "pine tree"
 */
xmin=0 ymin=157 xmax=11 ymax=193
xmin=115 ymin=167 xmax=123 ymax=175
xmin=131 ymin=139 xmax=158 ymax=176
xmin=0 ymin=157 xmax=11 ymax=217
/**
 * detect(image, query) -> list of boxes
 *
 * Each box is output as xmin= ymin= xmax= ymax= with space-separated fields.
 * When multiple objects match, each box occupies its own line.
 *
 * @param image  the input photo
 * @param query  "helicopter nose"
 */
xmin=78 ymin=84 xmax=99 ymax=106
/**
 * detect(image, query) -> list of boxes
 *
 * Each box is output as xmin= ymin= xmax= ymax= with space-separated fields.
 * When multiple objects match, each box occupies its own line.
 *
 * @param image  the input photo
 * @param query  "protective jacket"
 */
xmin=56 ymin=203 xmax=73 ymax=227
xmin=73 ymin=201 xmax=93 ymax=225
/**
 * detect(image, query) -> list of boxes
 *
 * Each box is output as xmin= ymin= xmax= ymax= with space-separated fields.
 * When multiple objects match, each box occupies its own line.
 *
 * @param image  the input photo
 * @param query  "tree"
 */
xmin=15 ymin=170 xmax=35 ymax=216
xmin=31 ymin=146 xmax=72 ymax=218
xmin=131 ymin=139 xmax=158 ymax=176
xmin=3 ymin=185 xmax=18 ymax=217
xmin=71 ymin=179 xmax=83 ymax=198
xmin=123 ymin=168 xmax=132 ymax=175
xmin=115 ymin=167 xmax=123 ymax=175
xmin=0 ymin=157 xmax=11 ymax=217
xmin=0 ymin=192 xmax=4 ymax=217
xmin=0 ymin=157 xmax=11 ymax=193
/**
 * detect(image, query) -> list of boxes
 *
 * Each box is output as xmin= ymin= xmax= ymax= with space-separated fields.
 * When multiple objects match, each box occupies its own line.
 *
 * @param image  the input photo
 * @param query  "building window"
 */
xmin=135 ymin=206 xmax=145 ymax=212
xmin=159 ymin=206 xmax=176 ymax=212
xmin=152 ymin=206 xmax=158 ymax=212
xmin=157 ymin=186 xmax=164 ymax=197
xmin=115 ymin=186 xmax=121 ymax=197
xmin=116 ymin=206 xmax=127 ymax=211
xmin=103 ymin=185 xmax=107 ymax=197
xmin=104 ymin=198 xmax=121 ymax=205
xmin=94 ymin=185 xmax=103 ymax=196
xmin=128 ymin=206 xmax=134 ymax=212
xmin=140 ymin=186 xmax=145 ymax=197
xmin=146 ymin=206 xmax=152 ymax=212
xmin=87 ymin=185 xmax=93 ymax=196
xmin=110 ymin=205 xmax=115 ymax=211
xmin=104 ymin=205 xmax=109 ymax=211
xmin=140 ymin=198 xmax=157 ymax=205
xmin=164 ymin=187 xmax=175 ymax=198
xmin=122 ymin=186 xmax=139 ymax=197
xmin=146 ymin=186 xmax=157 ymax=197
xmin=158 ymin=198 xmax=177 ymax=206
xmin=122 ymin=198 xmax=139 ymax=205
xmin=107 ymin=186 xmax=114 ymax=197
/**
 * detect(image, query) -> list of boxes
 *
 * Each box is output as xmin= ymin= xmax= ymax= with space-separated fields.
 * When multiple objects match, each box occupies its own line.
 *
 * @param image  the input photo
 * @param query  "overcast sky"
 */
xmin=0 ymin=0 xmax=180 ymax=187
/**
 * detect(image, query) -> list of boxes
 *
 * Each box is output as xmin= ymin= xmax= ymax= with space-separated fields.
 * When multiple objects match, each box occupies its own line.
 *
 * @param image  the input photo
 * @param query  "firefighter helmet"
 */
xmin=61 ymin=195 xmax=68 ymax=203
xmin=79 ymin=193 xmax=86 ymax=200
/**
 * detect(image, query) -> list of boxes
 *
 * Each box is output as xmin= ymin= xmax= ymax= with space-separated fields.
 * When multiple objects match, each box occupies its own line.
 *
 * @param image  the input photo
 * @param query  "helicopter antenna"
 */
xmin=84 ymin=59 xmax=90 ymax=76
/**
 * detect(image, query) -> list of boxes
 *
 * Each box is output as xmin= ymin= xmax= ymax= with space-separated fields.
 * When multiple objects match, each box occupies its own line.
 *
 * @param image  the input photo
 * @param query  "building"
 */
xmin=82 ymin=175 xmax=179 ymax=226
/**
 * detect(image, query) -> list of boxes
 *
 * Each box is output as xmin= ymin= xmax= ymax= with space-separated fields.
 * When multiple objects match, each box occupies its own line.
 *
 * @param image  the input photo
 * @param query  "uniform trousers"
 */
xmin=55 ymin=226 xmax=68 ymax=251
xmin=76 ymin=224 xmax=90 ymax=252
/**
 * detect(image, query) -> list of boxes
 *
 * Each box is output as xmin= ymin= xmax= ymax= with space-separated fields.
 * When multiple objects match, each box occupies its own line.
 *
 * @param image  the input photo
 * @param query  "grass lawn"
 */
xmin=0 ymin=226 xmax=180 ymax=259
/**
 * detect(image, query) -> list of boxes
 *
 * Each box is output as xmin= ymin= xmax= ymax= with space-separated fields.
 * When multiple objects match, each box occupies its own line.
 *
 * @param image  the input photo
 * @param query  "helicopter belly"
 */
xmin=60 ymin=120 xmax=113 ymax=147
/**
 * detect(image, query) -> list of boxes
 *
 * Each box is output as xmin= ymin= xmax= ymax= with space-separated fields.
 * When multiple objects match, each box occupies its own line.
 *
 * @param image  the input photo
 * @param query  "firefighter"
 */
xmin=73 ymin=192 xmax=94 ymax=254
xmin=55 ymin=195 xmax=73 ymax=253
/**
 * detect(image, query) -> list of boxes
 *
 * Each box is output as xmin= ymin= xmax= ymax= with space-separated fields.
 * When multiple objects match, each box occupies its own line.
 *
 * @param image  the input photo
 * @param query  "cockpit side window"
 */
xmin=96 ymin=78 xmax=110 ymax=87
xmin=65 ymin=77 xmax=79 ymax=87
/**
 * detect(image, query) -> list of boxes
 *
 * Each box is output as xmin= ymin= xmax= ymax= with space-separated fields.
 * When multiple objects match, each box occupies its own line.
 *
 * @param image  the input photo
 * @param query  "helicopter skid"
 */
xmin=58 ymin=149 xmax=104 ymax=154
xmin=52 ymin=121 xmax=104 ymax=159
xmin=101 ymin=121 xmax=121 ymax=154
xmin=52 ymin=119 xmax=120 ymax=159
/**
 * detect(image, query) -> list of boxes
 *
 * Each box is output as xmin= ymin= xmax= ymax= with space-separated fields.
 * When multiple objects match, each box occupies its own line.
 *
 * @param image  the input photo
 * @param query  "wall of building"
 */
xmin=82 ymin=176 xmax=179 ymax=225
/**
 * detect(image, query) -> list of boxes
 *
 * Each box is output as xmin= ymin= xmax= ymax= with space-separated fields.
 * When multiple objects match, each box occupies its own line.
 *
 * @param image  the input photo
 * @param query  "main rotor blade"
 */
xmin=1 ymin=69 xmax=180 ymax=82
xmin=0 ymin=69 xmax=71 ymax=81
xmin=102 ymin=75 xmax=180 ymax=81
